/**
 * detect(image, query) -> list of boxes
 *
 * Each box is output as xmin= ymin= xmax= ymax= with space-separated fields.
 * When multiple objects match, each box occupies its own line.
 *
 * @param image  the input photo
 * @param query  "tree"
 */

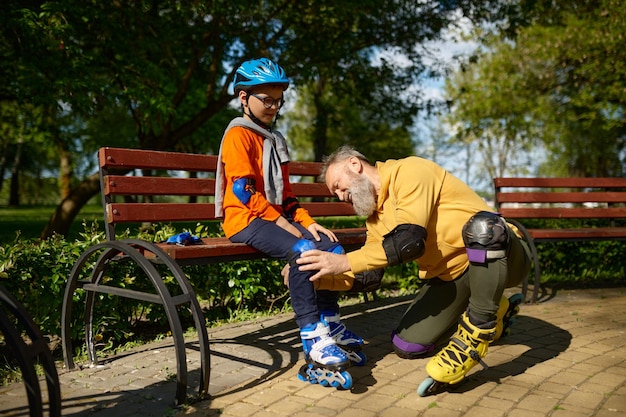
xmin=443 ymin=0 xmax=626 ymax=181
xmin=286 ymin=82 xmax=416 ymax=164
xmin=1 ymin=0 xmax=505 ymax=237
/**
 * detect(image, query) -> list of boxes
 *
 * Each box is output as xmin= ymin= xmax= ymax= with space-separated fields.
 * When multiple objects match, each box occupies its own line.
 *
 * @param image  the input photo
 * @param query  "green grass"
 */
xmin=0 ymin=205 xmax=104 ymax=245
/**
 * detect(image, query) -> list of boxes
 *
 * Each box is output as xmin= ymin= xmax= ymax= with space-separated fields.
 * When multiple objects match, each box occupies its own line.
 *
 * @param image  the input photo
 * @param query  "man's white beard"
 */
xmin=348 ymin=172 xmax=377 ymax=217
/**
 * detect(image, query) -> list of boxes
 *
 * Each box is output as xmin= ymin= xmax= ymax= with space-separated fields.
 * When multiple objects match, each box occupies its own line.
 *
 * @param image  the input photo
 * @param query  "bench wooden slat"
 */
xmin=106 ymin=201 xmax=356 ymax=223
xmin=107 ymin=203 xmax=216 ymax=223
xmin=526 ymin=228 xmax=626 ymax=240
xmin=496 ymin=191 xmax=626 ymax=204
xmin=301 ymin=202 xmax=356 ymax=216
xmin=288 ymin=161 xmax=323 ymax=176
xmin=105 ymin=175 xmax=216 ymax=196
xmin=155 ymin=228 xmax=367 ymax=260
xmin=494 ymin=177 xmax=626 ymax=188
xmin=290 ymin=182 xmax=333 ymax=197
xmin=499 ymin=207 xmax=626 ymax=219
xmin=105 ymin=176 xmax=332 ymax=198
xmin=100 ymin=148 xmax=326 ymax=178
xmin=100 ymin=147 xmax=218 ymax=171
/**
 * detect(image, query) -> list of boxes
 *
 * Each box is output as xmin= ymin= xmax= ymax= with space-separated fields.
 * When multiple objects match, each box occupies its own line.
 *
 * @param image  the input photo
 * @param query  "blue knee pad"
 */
xmin=288 ymin=240 xmax=345 ymax=267
xmin=289 ymin=239 xmax=316 ymax=267
xmin=327 ymin=243 xmax=345 ymax=254
xmin=292 ymin=239 xmax=316 ymax=253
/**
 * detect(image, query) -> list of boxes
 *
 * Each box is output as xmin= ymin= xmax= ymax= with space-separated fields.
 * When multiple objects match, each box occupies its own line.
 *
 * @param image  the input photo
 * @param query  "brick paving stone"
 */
xmin=476 ymin=395 xmax=516 ymax=412
xmin=564 ymin=389 xmax=607 ymax=409
xmin=463 ymin=405 xmax=506 ymax=417
xmin=422 ymin=406 xmax=463 ymax=416
xmin=551 ymin=410 xmax=592 ymax=417
xmin=4 ymin=288 xmax=626 ymax=416
xmin=517 ymin=393 xmax=561 ymax=414
xmin=600 ymin=392 xmax=626 ymax=413
xmin=588 ymin=369 xmax=626 ymax=388
xmin=376 ymin=406 xmax=418 ymax=417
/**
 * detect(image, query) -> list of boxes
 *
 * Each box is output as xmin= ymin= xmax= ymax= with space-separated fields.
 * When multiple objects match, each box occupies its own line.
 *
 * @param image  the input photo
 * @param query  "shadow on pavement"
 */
xmin=54 ymin=294 xmax=571 ymax=415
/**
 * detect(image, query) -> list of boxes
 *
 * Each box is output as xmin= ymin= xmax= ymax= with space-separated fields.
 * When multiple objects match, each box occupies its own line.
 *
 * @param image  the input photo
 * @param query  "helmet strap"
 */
xmin=243 ymin=94 xmax=279 ymax=131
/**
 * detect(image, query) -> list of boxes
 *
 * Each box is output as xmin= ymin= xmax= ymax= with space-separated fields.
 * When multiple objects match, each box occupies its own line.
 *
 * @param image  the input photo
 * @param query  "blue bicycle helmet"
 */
xmin=234 ymin=58 xmax=290 ymax=92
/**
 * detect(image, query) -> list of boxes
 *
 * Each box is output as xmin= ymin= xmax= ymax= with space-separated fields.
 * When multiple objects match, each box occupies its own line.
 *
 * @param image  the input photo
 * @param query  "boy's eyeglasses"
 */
xmin=250 ymin=94 xmax=285 ymax=109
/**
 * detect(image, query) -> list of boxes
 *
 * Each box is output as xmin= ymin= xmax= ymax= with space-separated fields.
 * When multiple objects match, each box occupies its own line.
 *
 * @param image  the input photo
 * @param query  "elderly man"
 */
xmin=296 ymin=145 xmax=531 ymax=395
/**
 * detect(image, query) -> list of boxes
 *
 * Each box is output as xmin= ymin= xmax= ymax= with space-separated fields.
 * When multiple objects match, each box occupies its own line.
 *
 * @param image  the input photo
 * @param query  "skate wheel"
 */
xmin=351 ymin=351 xmax=367 ymax=366
xmin=338 ymin=370 xmax=353 ymax=389
xmin=297 ymin=364 xmax=316 ymax=384
xmin=417 ymin=377 xmax=436 ymax=397
xmin=509 ymin=293 xmax=524 ymax=307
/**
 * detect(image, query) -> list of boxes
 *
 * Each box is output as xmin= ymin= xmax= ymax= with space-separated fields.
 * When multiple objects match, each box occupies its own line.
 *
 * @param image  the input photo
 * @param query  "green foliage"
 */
xmin=538 ymin=240 xmax=626 ymax=286
xmin=0 ymin=225 xmax=97 ymax=337
xmin=519 ymin=218 xmax=626 ymax=287
xmin=286 ymin=83 xmax=417 ymax=162
xmin=0 ymin=221 xmax=291 ymax=350
xmin=1 ymin=0 xmax=509 ymax=236
xmin=444 ymin=0 xmax=626 ymax=179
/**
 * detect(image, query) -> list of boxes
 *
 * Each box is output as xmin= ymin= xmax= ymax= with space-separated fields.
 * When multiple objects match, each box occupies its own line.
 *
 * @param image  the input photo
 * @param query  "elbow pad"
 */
xmin=382 ymin=224 xmax=427 ymax=266
xmin=232 ymin=177 xmax=256 ymax=205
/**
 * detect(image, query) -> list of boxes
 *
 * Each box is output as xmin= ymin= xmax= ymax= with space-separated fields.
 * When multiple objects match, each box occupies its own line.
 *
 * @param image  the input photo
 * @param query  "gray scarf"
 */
xmin=214 ymin=117 xmax=290 ymax=218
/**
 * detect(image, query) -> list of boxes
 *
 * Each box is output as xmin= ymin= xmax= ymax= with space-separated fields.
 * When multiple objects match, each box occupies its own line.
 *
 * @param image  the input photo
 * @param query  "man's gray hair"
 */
xmin=319 ymin=145 xmax=369 ymax=183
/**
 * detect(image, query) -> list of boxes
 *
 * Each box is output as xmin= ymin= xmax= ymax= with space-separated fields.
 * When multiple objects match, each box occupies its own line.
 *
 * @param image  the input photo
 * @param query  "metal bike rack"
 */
xmin=0 ymin=284 xmax=62 ymax=417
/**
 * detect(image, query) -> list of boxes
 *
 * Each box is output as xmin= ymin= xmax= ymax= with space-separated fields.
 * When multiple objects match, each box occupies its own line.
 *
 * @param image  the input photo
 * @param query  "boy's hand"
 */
xmin=307 ymin=222 xmax=338 ymax=242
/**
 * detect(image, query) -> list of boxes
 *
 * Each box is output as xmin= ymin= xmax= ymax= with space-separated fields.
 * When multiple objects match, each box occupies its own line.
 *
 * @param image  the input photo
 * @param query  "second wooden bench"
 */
xmin=494 ymin=177 xmax=626 ymax=302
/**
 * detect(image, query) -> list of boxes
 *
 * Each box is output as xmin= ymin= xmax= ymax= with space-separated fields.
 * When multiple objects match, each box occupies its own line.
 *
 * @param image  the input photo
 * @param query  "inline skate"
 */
xmin=417 ymin=293 xmax=523 ymax=396
xmin=321 ymin=311 xmax=367 ymax=366
xmin=297 ymin=320 xmax=353 ymax=389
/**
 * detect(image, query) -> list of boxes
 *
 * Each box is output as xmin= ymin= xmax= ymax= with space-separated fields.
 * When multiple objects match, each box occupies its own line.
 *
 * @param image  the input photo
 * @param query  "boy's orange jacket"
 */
xmin=219 ymin=126 xmax=315 ymax=238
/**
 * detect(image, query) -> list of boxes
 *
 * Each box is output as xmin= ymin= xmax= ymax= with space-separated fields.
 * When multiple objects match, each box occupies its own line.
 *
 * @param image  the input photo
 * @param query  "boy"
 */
xmin=214 ymin=58 xmax=363 ymax=388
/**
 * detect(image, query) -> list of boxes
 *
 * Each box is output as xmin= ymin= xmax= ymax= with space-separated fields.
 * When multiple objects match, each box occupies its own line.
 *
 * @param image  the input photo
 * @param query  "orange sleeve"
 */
xmin=220 ymin=127 xmax=282 ymax=236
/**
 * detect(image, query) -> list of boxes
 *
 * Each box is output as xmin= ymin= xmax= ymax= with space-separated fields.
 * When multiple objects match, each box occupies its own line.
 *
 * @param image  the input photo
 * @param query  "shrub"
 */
xmin=0 ymin=222 xmax=291 ymax=352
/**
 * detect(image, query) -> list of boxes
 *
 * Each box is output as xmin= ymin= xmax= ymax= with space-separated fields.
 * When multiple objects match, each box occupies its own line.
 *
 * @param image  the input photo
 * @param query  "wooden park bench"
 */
xmin=61 ymin=147 xmax=367 ymax=405
xmin=494 ymin=177 xmax=626 ymax=303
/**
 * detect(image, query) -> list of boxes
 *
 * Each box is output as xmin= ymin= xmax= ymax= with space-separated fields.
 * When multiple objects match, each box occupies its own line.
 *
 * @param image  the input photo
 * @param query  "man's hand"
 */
xmin=296 ymin=249 xmax=351 ymax=281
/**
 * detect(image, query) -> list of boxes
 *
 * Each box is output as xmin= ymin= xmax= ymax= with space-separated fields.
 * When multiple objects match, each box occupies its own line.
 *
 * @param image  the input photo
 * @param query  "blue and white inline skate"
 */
xmin=321 ymin=311 xmax=367 ymax=366
xmin=297 ymin=320 xmax=353 ymax=389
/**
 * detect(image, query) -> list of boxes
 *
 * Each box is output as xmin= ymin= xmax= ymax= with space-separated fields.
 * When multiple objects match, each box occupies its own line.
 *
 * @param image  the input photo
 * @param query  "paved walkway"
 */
xmin=1 ymin=287 xmax=626 ymax=416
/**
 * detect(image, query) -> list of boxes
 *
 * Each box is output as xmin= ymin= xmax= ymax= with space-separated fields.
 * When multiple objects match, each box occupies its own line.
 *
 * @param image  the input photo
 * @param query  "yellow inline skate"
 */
xmin=417 ymin=293 xmax=523 ymax=396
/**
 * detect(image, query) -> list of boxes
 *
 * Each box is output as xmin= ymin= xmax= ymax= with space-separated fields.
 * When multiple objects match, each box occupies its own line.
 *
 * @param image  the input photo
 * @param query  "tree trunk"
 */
xmin=58 ymin=145 xmax=72 ymax=199
xmin=40 ymin=172 xmax=101 ymax=239
xmin=9 ymin=141 xmax=23 ymax=207
xmin=311 ymin=78 xmax=329 ymax=162
xmin=0 ymin=153 xmax=6 ymax=194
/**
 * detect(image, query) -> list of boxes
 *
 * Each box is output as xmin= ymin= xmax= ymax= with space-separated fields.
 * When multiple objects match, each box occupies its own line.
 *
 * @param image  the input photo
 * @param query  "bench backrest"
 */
xmin=99 ymin=147 xmax=356 ymax=240
xmin=494 ymin=177 xmax=626 ymax=220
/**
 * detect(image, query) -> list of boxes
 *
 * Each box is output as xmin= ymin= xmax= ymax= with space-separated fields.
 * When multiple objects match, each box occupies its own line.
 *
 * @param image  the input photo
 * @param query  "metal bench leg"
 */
xmin=61 ymin=240 xmax=209 ymax=406
xmin=506 ymin=219 xmax=541 ymax=303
